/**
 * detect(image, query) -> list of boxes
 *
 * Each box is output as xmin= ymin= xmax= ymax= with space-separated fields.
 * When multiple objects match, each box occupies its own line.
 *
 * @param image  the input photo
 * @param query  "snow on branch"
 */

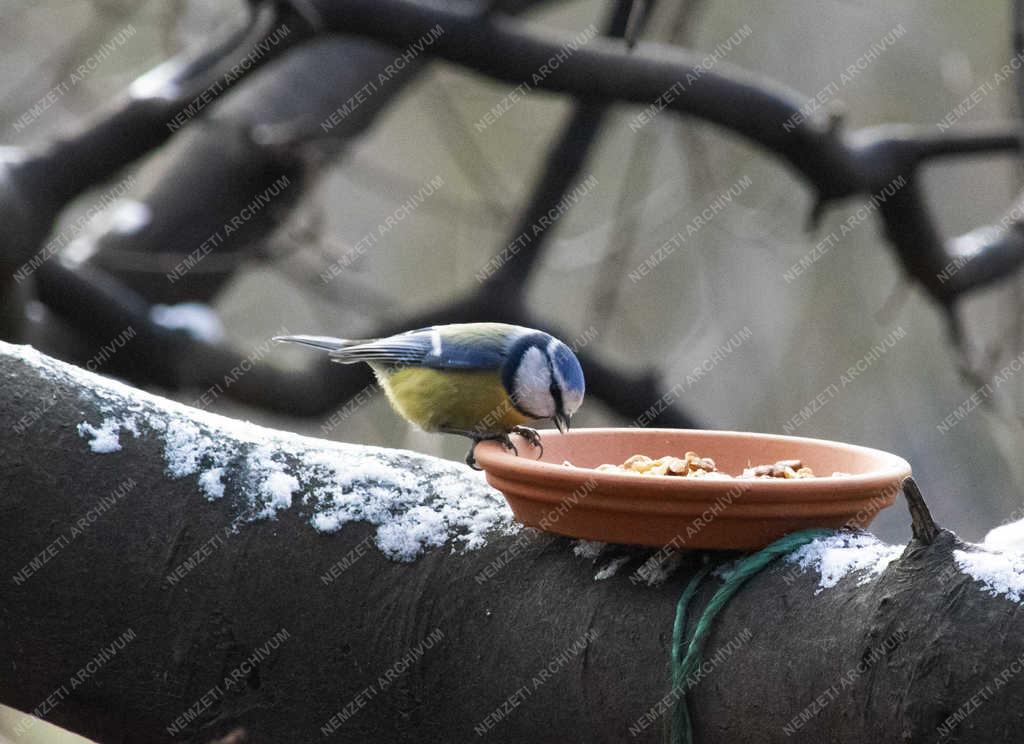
xmin=4 ymin=341 xmax=516 ymax=561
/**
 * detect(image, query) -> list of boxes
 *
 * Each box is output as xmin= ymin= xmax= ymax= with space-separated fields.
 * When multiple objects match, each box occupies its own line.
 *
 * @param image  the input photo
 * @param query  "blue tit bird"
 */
xmin=273 ymin=322 xmax=585 ymax=468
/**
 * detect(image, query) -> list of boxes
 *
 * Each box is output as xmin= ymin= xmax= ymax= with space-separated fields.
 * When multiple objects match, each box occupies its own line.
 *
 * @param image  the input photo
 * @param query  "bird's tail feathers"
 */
xmin=273 ymin=335 xmax=366 ymax=353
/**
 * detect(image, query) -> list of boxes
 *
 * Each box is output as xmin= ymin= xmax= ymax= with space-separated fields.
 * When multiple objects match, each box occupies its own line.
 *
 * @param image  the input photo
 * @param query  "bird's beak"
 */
xmin=554 ymin=413 xmax=570 ymax=434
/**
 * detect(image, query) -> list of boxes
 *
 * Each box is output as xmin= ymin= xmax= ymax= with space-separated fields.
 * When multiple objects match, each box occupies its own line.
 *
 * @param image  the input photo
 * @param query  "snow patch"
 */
xmin=784 ymin=532 xmax=903 ymax=592
xmin=712 ymin=559 xmax=739 ymax=581
xmin=983 ymin=518 xmax=1024 ymax=553
xmin=76 ymin=418 xmax=123 ymax=453
xmin=573 ymin=540 xmax=606 ymax=560
xmin=6 ymin=341 xmax=515 ymax=561
xmin=594 ymin=556 xmax=629 ymax=580
xmin=955 ymin=549 xmax=1024 ymax=603
xmin=258 ymin=468 xmax=298 ymax=519
xmin=636 ymin=553 xmax=685 ymax=586
xmin=198 ymin=467 xmax=225 ymax=500
xmin=163 ymin=419 xmax=210 ymax=477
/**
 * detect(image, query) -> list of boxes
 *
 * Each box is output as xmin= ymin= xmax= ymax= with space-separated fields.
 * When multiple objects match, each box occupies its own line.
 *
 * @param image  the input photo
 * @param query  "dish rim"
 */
xmin=474 ymin=427 xmax=912 ymax=498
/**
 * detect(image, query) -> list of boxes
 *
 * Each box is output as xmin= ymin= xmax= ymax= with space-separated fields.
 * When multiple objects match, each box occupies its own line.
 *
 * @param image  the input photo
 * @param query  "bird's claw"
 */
xmin=464 ymin=433 xmax=518 ymax=470
xmin=510 ymin=426 xmax=544 ymax=459
xmin=499 ymin=434 xmax=518 ymax=456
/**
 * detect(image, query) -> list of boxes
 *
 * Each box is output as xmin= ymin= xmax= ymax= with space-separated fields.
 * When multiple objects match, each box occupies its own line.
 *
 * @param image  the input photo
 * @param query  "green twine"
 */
xmin=669 ymin=528 xmax=836 ymax=744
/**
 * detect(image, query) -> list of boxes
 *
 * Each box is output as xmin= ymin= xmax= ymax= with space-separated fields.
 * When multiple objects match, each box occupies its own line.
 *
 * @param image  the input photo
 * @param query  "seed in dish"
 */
xmin=592 ymin=452 xmax=819 ymax=479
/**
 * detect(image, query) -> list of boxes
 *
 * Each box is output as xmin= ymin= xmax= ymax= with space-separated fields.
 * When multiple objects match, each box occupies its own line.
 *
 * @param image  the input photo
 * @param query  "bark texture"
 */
xmin=1 ymin=343 xmax=1022 ymax=743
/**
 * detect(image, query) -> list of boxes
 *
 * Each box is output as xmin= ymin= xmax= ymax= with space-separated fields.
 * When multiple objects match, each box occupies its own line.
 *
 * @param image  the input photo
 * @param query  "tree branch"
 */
xmin=312 ymin=0 xmax=1024 ymax=302
xmin=2 ymin=343 xmax=1023 ymax=743
xmin=483 ymin=0 xmax=635 ymax=299
xmin=10 ymin=2 xmax=310 ymax=214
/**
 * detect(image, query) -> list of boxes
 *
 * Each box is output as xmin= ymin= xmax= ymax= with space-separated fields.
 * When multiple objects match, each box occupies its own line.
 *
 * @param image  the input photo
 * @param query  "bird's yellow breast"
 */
xmin=372 ymin=366 xmax=531 ymax=433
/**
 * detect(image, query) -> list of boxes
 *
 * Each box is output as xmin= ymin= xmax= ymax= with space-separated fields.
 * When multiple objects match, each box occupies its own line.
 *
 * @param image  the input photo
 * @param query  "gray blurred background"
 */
xmin=3 ymin=0 xmax=1022 ymax=544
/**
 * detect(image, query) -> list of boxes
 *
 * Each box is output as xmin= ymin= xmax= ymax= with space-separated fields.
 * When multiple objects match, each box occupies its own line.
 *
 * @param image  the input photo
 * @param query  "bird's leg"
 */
xmin=509 ymin=426 xmax=544 ymax=459
xmin=439 ymin=428 xmax=517 ymax=470
xmin=465 ymin=433 xmax=518 ymax=470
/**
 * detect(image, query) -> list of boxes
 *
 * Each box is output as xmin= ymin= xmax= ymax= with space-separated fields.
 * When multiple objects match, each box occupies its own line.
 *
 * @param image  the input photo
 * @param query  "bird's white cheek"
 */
xmin=512 ymin=348 xmax=556 ymax=418
xmin=514 ymin=390 xmax=555 ymax=419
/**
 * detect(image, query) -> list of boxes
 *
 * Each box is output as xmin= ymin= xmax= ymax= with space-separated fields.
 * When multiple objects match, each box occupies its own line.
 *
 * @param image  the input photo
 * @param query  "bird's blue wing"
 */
xmin=329 ymin=323 xmax=525 ymax=370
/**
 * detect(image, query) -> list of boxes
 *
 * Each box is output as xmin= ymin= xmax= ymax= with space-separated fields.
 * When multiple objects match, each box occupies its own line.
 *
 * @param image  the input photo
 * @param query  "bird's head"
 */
xmin=502 ymin=333 xmax=585 ymax=433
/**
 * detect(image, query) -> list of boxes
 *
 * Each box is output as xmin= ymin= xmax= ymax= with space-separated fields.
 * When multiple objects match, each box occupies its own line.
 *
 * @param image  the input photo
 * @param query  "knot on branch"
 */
xmin=903 ymin=476 xmax=939 ymax=545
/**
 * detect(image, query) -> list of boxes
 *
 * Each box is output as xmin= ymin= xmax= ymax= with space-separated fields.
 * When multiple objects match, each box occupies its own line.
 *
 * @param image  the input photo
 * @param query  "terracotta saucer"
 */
xmin=474 ymin=428 xmax=911 ymax=550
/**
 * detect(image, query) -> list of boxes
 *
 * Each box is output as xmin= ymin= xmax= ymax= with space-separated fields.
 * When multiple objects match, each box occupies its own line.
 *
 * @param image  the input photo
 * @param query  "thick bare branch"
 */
xmin=3 ymin=344 xmax=1024 ymax=743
